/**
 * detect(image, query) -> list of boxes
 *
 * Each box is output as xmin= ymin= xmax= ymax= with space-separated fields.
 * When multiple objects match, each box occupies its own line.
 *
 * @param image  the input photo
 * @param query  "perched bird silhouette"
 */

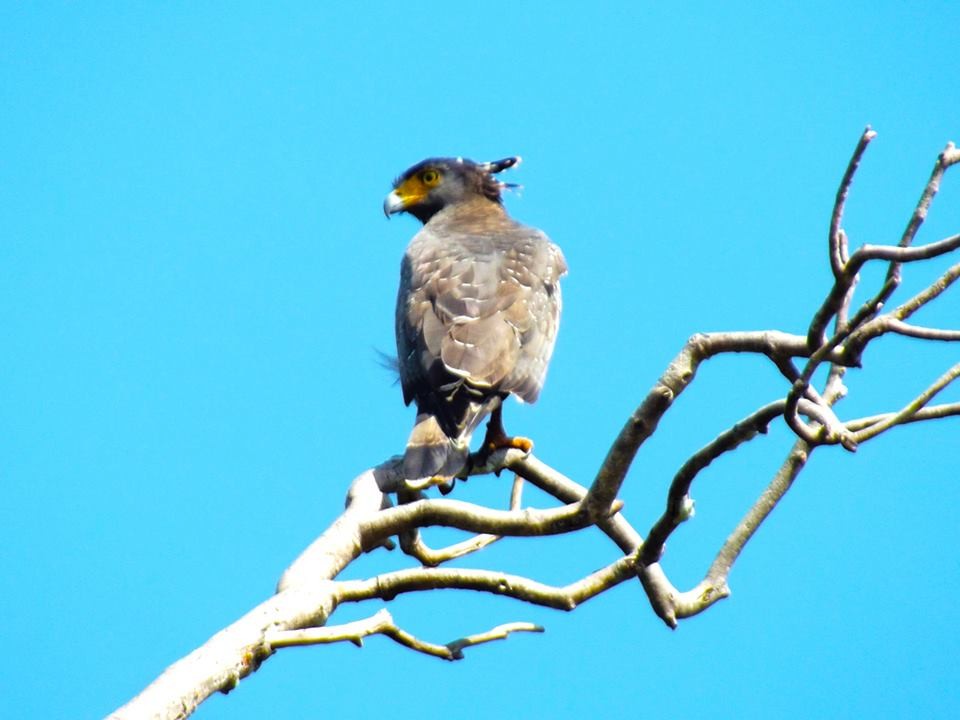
xmin=384 ymin=156 xmax=566 ymax=489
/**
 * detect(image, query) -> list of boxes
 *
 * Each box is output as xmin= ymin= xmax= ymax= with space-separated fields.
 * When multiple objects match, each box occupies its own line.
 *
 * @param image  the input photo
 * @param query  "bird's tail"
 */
xmin=403 ymin=413 xmax=470 ymax=486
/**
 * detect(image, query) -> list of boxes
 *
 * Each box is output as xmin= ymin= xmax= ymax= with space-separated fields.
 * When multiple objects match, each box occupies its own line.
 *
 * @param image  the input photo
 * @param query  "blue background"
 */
xmin=2 ymin=3 xmax=958 ymax=719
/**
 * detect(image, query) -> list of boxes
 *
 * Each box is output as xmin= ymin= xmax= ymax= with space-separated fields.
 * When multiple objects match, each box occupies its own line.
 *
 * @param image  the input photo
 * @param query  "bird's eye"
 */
xmin=421 ymin=170 xmax=440 ymax=186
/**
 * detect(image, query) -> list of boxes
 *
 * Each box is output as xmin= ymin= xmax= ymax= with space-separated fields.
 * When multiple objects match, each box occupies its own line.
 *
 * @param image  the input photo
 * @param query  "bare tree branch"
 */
xmin=894 ymin=258 xmax=960 ymax=319
xmin=400 ymin=529 xmax=502 ymax=566
xmin=845 ymin=401 xmax=960 ymax=430
xmin=337 ymin=555 xmax=640 ymax=609
xmin=583 ymin=330 xmax=850 ymax=520
xmin=843 ymin=259 xmax=960 ymax=356
xmin=279 ymin=449 xmax=550 ymax=589
xmin=809 ymin=142 xmax=959 ymax=351
xmin=445 ymin=621 xmax=545 ymax=660
xmin=898 ymin=142 xmax=960 ymax=250
xmin=640 ymin=400 xmax=786 ymax=566
xmin=885 ymin=320 xmax=960 ymax=342
xmin=788 ymin=140 xmax=960 ymax=449
xmin=510 ymin=454 xmax=642 ymax=554
xmin=703 ymin=437 xmax=812 ymax=608
xmin=850 ymin=362 xmax=960 ymax=443
xmin=265 ymin=609 xmax=543 ymax=661
xmin=266 ymin=609 xmax=393 ymax=649
xmin=398 ymin=473 xmax=522 ymax=566
xmin=107 ymin=131 xmax=960 ymax=720
xmin=830 ymin=127 xmax=877 ymax=277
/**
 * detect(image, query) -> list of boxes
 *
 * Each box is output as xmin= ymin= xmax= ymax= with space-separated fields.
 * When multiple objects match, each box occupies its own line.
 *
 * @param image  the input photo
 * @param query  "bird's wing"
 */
xmin=397 ymin=223 xmax=566 ymax=434
xmin=496 ymin=230 xmax=566 ymax=403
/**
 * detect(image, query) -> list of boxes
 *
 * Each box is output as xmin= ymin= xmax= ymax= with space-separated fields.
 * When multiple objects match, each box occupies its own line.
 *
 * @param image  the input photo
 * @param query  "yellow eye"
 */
xmin=421 ymin=170 xmax=440 ymax=186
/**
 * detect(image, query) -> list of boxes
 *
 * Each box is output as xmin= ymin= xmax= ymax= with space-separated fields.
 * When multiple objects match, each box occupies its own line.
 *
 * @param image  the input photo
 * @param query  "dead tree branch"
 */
xmin=265 ymin=608 xmax=543 ymax=661
xmin=107 ymin=131 xmax=960 ymax=720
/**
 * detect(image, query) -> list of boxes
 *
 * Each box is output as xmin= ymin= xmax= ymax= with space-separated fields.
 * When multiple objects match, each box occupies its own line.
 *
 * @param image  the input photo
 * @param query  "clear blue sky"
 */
xmin=3 ymin=4 xmax=959 ymax=719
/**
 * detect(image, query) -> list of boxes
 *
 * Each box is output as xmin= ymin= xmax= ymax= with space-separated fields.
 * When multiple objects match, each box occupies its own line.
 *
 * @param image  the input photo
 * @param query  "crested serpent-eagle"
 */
xmin=384 ymin=157 xmax=566 ymax=488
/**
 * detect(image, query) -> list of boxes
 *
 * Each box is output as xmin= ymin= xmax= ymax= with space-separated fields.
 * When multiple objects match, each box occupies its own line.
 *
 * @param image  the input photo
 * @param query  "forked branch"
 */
xmin=107 ymin=131 xmax=960 ymax=720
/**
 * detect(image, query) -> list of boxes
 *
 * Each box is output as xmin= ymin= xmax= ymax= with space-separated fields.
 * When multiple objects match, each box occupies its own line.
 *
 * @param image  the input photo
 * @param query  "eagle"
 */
xmin=384 ymin=156 xmax=566 ymax=489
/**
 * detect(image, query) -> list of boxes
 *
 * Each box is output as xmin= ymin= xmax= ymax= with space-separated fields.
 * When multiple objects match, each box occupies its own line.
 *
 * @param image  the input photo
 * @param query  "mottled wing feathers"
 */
xmin=397 ymin=219 xmax=565 ymax=444
xmin=496 ymin=231 xmax=566 ymax=403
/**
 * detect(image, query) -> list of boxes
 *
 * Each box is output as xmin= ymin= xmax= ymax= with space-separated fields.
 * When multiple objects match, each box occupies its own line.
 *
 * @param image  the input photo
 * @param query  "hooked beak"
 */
xmin=383 ymin=190 xmax=406 ymax=218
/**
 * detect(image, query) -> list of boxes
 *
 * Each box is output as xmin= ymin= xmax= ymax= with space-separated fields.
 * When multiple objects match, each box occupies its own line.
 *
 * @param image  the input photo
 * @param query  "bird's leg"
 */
xmin=481 ymin=405 xmax=533 ymax=455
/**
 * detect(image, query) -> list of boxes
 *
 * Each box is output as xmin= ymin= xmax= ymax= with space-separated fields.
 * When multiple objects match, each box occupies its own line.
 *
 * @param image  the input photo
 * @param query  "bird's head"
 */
xmin=384 ymin=156 xmax=521 ymax=224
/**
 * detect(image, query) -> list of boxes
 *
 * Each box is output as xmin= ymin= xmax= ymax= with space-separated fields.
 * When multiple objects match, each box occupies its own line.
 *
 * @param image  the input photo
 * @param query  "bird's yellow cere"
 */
xmin=393 ymin=169 xmax=442 ymax=205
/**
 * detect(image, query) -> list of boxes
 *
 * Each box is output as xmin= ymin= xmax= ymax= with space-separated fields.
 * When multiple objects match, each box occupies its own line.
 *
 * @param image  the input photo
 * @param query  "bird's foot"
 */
xmin=475 ymin=429 xmax=534 ymax=475
xmin=487 ymin=435 xmax=533 ymax=454
xmin=471 ymin=405 xmax=535 ymax=475
xmin=482 ymin=418 xmax=534 ymax=455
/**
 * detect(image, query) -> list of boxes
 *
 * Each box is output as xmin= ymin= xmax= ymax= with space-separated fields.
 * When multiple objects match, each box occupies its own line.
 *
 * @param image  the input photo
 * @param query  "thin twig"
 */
xmin=830 ymin=127 xmax=876 ymax=277
xmin=510 ymin=473 xmax=524 ymax=509
xmin=445 ymin=622 xmax=545 ymax=660
xmin=844 ymin=401 xmax=960 ymax=430
xmin=893 ymin=258 xmax=960 ymax=321
xmin=266 ymin=609 xmax=394 ymax=649
xmin=897 ymin=142 xmax=959 ymax=250
xmin=265 ymin=609 xmax=543 ymax=661
xmin=850 ymin=362 xmax=960 ymax=443
xmin=400 ymin=530 xmax=501 ymax=566
xmin=886 ymin=320 xmax=960 ymax=342
xmin=398 ymin=470 xmax=525 ymax=566
xmin=843 ymin=258 xmax=960 ymax=358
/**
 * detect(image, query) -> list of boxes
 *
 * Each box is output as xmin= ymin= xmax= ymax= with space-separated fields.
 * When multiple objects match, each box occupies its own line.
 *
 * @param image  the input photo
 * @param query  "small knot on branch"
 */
xmin=940 ymin=141 xmax=959 ymax=167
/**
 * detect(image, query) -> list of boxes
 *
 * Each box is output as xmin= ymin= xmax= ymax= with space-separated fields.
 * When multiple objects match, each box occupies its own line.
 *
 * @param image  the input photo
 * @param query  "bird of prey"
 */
xmin=384 ymin=156 xmax=566 ymax=489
